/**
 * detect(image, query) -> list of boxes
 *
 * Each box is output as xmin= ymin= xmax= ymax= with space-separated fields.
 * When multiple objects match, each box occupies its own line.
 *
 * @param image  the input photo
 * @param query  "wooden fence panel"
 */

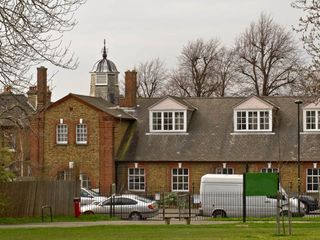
xmin=0 ymin=181 xmax=80 ymax=217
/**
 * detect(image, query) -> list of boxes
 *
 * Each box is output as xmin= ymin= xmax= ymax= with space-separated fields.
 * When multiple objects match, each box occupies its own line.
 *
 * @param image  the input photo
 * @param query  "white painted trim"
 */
xmin=233 ymin=109 xmax=272 ymax=132
xmin=171 ymin=167 xmax=189 ymax=192
xmin=127 ymin=167 xmax=145 ymax=192
xmin=146 ymin=132 xmax=189 ymax=136
xmin=149 ymin=110 xmax=187 ymax=132
xmin=301 ymin=132 xmax=320 ymax=134
xmin=303 ymin=109 xmax=320 ymax=132
xmin=230 ymin=132 xmax=275 ymax=135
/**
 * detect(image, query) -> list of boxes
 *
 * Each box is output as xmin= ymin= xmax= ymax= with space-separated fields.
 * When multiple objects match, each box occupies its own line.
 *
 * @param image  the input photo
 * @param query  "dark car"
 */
xmin=296 ymin=195 xmax=318 ymax=214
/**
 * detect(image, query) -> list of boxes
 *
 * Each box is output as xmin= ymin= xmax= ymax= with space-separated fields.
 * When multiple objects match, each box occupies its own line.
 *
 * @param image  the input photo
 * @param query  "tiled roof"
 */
xmin=61 ymin=94 xmax=135 ymax=120
xmin=120 ymin=96 xmax=318 ymax=163
xmin=0 ymin=92 xmax=35 ymax=127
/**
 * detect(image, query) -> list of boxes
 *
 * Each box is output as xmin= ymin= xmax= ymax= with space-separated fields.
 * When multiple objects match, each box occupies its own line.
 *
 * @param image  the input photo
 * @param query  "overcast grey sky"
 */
xmin=44 ymin=0 xmax=303 ymax=101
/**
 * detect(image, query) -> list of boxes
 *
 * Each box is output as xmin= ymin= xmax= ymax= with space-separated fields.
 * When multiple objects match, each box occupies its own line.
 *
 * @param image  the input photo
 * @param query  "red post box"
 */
xmin=73 ymin=197 xmax=81 ymax=218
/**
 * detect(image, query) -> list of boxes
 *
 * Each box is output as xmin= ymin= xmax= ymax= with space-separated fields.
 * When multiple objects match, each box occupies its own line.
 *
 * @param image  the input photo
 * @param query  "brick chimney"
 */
xmin=27 ymin=86 xmax=37 ymax=109
xmin=37 ymin=66 xmax=48 ymax=110
xmin=120 ymin=70 xmax=137 ymax=108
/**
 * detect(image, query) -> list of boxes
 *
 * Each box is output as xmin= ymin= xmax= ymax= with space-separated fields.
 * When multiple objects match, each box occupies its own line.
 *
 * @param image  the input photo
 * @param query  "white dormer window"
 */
xmin=148 ymin=96 xmax=196 ymax=133
xmin=233 ymin=96 xmax=276 ymax=132
xmin=234 ymin=110 xmax=272 ymax=131
xmin=304 ymin=110 xmax=320 ymax=131
xmin=150 ymin=110 xmax=186 ymax=132
xmin=302 ymin=102 xmax=320 ymax=132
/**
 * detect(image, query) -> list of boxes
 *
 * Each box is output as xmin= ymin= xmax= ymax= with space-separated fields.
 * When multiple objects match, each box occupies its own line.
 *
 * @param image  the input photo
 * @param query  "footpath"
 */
xmin=0 ymin=219 xmax=236 ymax=229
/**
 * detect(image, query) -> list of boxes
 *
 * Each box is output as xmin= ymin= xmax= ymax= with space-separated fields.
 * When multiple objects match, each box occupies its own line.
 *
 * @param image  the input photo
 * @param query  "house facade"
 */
xmin=117 ymin=95 xmax=320 ymax=195
xmin=26 ymin=43 xmax=320 ymax=196
xmin=29 ymin=57 xmax=136 ymax=195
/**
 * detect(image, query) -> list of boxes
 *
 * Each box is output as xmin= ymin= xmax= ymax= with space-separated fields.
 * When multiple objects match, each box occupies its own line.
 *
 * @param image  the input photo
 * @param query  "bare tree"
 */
xmin=291 ymin=67 xmax=320 ymax=97
xmin=292 ymin=0 xmax=320 ymax=66
xmin=234 ymin=13 xmax=301 ymax=96
xmin=214 ymin=47 xmax=237 ymax=97
xmin=0 ymin=0 xmax=85 ymax=92
xmin=170 ymin=38 xmax=221 ymax=97
xmin=136 ymin=58 xmax=168 ymax=98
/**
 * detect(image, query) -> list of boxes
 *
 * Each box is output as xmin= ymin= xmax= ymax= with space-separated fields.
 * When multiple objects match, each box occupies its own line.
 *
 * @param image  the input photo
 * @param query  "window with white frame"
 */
xmin=307 ymin=168 xmax=320 ymax=192
xmin=57 ymin=170 xmax=71 ymax=180
xmin=172 ymin=168 xmax=189 ymax=191
xmin=216 ymin=168 xmax=234 ymax=174
xmin=56 ymin=124 xmax=68 ymax=144
xmin=150 ymin=111 xmax=186 ymax=132
xmin=128 ymin=168 xmax=145 ymax=191
xmin=304 ymin=110 xmax=320 ymax=131
xmin=261 ymin=168 xmax=278 ymax=173
xmin=80 ymin=173 xmax=92 ymax=189
xmin=76 ymin=123 xmax=87 ymax=144
xmin=235 ymin=110 xmax=271 ymax=131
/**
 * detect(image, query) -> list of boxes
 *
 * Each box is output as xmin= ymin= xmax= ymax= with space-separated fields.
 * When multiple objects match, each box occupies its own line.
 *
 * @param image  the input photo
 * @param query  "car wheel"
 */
xmin=83 ymin=211 xmax=94 ymax=215
xmin=129 ymin=212 xmax=142 ymax=220
xmin=212 ymin=210 xmax=226 ymax=218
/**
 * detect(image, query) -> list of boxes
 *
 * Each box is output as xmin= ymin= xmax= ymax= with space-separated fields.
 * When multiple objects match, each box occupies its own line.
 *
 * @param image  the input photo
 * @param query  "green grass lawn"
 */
xmin=0 ymin=223 xmax=319 ymax=240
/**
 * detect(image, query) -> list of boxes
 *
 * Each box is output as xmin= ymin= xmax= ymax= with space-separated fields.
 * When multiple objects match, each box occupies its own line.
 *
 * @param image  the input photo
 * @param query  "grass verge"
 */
xmin=0 ymin=222 xmax=319 ymax=240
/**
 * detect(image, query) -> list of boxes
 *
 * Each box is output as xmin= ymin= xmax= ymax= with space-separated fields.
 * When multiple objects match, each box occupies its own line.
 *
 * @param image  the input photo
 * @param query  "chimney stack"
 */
xmin=27 ymin=86 xmax=37 ymax=109
xmin=37 ymin=66 xmax=48 ymax=110
xmin=120 ymin=70 xmax=137 ymax=108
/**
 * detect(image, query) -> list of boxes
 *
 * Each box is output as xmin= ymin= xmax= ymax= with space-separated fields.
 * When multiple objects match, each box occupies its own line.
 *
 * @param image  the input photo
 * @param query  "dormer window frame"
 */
xmin=233 ymin=109 xmax=273 ymax=132
xmin=303 ymin=108 xmax=320 ymax=132
xmin=149 ymin=110 xmax=187 ymax=133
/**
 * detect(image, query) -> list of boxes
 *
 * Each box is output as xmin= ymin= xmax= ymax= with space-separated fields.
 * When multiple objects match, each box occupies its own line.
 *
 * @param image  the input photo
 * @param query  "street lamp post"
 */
xmin=295 ymin=99 xmax=303 ymax=215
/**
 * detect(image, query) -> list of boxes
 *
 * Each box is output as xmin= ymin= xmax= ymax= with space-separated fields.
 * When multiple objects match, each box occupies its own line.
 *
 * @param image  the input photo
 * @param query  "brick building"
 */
xmin=118 ymin=95 xmax=320 ymax=195
xmin=29 ymin=67 xmax=135 ymax=195
xmin=28 ymin=43 xmax=320 ymax=196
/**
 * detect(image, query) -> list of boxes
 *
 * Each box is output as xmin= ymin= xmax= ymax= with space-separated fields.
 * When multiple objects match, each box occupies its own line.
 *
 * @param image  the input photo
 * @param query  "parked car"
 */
xmin=294 ymin=195 xmax=319 ymax=214
xmin=80 ymin=188 xmax=107 ymax=205
xmin=81 ymin=194 xmax=159 ymax=220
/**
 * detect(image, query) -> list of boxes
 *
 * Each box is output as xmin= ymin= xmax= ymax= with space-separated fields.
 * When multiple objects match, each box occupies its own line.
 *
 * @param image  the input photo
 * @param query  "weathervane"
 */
xmin=102 ymin=39 xmax=107 ymax=59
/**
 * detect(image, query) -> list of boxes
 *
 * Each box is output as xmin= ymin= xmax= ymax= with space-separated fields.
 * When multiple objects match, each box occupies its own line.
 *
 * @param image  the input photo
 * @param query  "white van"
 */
xmin=199 ymin=174 xmax=304 ymax=218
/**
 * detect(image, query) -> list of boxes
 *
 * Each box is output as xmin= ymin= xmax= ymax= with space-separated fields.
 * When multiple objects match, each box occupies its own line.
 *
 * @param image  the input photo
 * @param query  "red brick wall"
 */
xmin=117 ymin=161 xmax=310 ymax=195
xmin=99 ymin=118 xmax=115 ymax=195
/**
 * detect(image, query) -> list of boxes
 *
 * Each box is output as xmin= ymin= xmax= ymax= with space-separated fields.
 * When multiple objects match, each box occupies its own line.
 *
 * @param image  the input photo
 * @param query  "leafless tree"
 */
xmin=136 ymin=58 xmax=168 ymax=98
xmin=0 ymin=0 xmax=85 ymax=92
xmin=292 ymin=0 xmax=320 ymax=66
xmin=214 ymin=47 xmax=237 ymax=97
xmin=234 ymin=13 xmax=302 ymax=96
xmin=290 ymin=67 xmax=320 ymax=97
xmin=169 ymin=38 xmax=221 ymax=97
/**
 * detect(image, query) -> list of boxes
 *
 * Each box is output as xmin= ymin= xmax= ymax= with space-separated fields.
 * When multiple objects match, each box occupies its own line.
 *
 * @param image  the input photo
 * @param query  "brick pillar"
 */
xmin=29 ymin=113 xmax=45 ymax=177
xmin=99 ymin=119 xmax=115 ymax=195
xmin=37 ymin=66 xmax=47 ymax=110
